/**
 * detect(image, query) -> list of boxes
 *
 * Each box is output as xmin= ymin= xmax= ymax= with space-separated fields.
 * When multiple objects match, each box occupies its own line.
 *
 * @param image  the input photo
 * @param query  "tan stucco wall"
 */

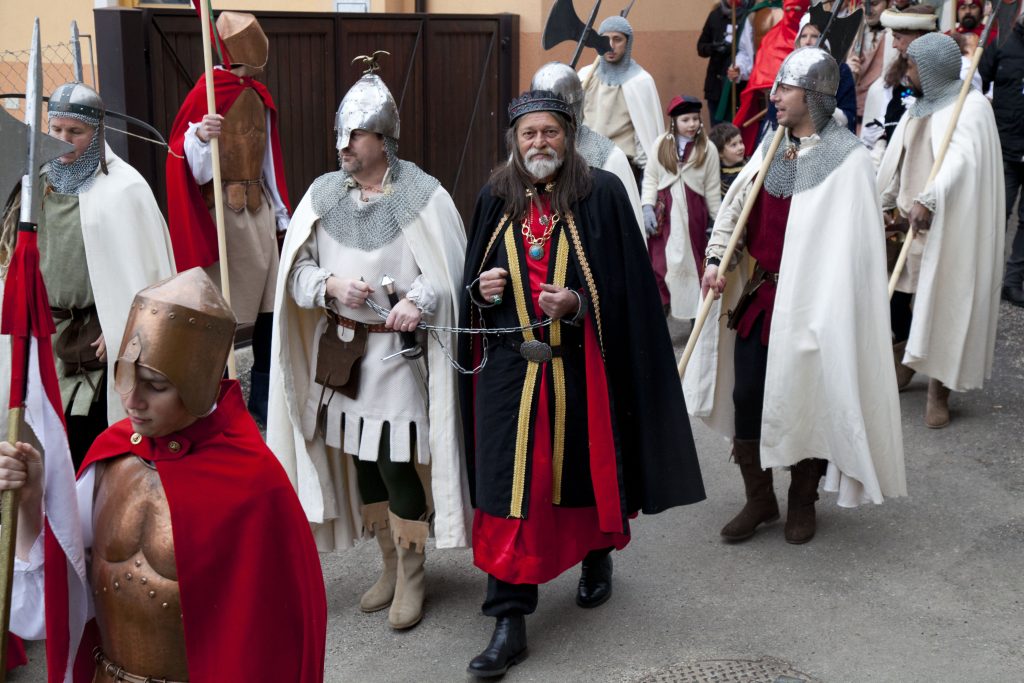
xmin=1 ymin=0 xmax=718 ymax=127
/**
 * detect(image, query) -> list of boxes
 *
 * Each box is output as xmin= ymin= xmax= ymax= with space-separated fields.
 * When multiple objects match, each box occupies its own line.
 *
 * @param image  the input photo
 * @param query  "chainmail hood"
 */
xmin=44 ymin=116 xmax=102 ymax=195
xmin=575 ymin=124 xmax=616 ymax=168
xmin=806 ymin=90 xmax=838 ymax=132
xmin=760 ymin=118 xmax=862 ymax=198
xmin=310 ymin=157 xmax=439 ymax=251
xmin=594 ymin=16 xmax=643 ymax=86
xmin=906 ymin=32 xmax=963 ymax=118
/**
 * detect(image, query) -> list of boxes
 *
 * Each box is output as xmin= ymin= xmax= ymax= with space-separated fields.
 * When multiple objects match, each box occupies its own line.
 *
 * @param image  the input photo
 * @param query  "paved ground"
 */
xmin=13 ymin=238 xmax=1024 ymax=682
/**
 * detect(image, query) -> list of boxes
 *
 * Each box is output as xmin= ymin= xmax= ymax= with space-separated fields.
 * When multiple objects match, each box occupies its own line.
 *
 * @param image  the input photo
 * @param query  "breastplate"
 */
xmin=91 ymin=457 xmax=189 ymax=681
xmin=219 ymin=87 xmax=266 ymax=182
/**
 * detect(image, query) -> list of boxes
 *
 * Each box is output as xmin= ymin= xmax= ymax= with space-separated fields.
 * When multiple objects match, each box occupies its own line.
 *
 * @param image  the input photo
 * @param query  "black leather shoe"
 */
xmin=576 ymin=552 xmax=613 ymax=608
xmin=467 ymin=616 xmax=528 ymax=678
xmin=1002 ymin=285 xmax=1024 ymax=308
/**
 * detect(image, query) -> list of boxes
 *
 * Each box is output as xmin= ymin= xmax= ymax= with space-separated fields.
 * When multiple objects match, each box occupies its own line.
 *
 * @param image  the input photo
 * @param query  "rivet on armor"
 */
xmin=130 ymin=433 xmax=142 ymax=445
xmin=189 ymin=318 xmax=196 ymax=324
xmin=102 ymin=586 xmax=107 ymax=593
xmin=134 ymin=559 xmax=142 ymax=567
xmin=125 ymin=572 xmax=133 ymax=581
xmin=169 ymin=312 xmax=176 ymax=319
xmin=149 ymin=591 xmax=156 ymax=598
xmin=168 ymin=441 xmax=182 ymax=453
xmin=151 ymin=308 xmax=157 ymax=314
xmin=162 ymin=602 xmax=169 ymax=609
xmin=140 ymin=577 xmax=148 ymax=585
xmin=113 ymin=581 xmax=120 ymax=590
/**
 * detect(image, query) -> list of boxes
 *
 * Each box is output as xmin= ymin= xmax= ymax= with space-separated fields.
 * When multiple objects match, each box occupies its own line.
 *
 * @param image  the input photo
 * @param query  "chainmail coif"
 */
xmin=906 ymin=32 xmax=963 ymax=118
xmin=761 ymin=118 xmax=863 ymax=198
xmin=311 ymin=152 xmax=440 ymax=252
xmin=45 ymin=109 xmax=102 ymax=195
xmin=593 ymin=16 xmax=643 ymax=86
xmin=575 ymin=124 xmax=616 ymax=168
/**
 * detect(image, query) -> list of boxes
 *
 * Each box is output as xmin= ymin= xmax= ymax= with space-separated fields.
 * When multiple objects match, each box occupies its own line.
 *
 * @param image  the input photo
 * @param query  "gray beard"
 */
xmin=525 ymin=152 xmax=563 ymax=181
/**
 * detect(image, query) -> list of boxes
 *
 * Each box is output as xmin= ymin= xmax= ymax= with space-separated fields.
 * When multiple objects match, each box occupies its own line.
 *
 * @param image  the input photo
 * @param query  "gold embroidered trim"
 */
xmin=565 ymin=213 xmax=604 ymax=355
xmin=550 ymin=231 xmax=569 ymax=504
xmin=476 ymin=213 xmax=510 ymax=276
xmin=505 ymin=227 xmax=534 ymax=518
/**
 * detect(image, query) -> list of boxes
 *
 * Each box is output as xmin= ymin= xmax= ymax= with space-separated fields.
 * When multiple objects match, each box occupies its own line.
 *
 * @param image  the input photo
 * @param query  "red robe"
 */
xmin=165 ymin=69 xmax=291 ymax=271
xmin=732 ymin=0 xmax=809 ymax=150
xmin=54 ymin=380 xmax=325 ymax=682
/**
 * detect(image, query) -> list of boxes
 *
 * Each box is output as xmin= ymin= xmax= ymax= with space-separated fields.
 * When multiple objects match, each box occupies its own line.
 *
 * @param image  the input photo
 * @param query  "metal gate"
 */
xmin=94 ymin=7 xmax=519 ymax=224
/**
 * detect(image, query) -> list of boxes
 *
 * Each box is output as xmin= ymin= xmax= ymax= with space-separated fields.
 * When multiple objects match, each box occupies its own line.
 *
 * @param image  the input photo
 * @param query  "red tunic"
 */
xmin=473 ymin=198 xmax=630 ymax=585
xmin=736 ymin=188 xmax=790 ymax=345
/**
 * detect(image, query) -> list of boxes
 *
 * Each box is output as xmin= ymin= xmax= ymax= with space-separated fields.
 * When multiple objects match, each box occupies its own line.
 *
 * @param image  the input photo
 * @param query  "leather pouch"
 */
xmin=726 ymin=266 xmax=769 ymax=331
xmin=315 ymin=322 xmax=367 ymax=400
xmin=53 ymin=308 xmax=105 ymax=376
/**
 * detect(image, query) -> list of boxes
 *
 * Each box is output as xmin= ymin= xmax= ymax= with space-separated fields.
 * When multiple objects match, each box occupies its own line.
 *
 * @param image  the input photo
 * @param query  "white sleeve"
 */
xmin=737 ymin=18 xmax=755 ymax=80
xmin=183 ymin=122 xmax=214 ymax=185
xmin=406 ymin=274 xmax=437 ymax=318
xmin=261 ymin=111 xmax=291 ymax=232
xmin=288 ymin=228 xmax=331 ymax=310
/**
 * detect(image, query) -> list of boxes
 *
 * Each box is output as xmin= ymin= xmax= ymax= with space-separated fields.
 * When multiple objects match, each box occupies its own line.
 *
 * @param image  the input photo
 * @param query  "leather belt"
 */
xmin=498 ymin=334 xmax=563 ymax=363
xmin=325 ymin=309 xmax=392 ymax=334
xmin=93 ymin=647 xmax=186 ymax=683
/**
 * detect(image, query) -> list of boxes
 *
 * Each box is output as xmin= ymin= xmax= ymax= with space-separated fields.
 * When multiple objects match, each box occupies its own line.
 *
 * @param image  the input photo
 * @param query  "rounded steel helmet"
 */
xmin=48 ymin=82 xmax=104 ymax=125
xmin=770 ymin=46 xmax=840 ymax=98
xmin=531 ymin=62 xmax=583 ymax=122
xmin=335 ymin=72 xmax=400 ymax=150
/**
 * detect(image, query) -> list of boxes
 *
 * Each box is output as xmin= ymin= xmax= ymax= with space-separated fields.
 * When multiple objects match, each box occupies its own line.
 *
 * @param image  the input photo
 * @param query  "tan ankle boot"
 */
xmin=360 ymin=502 xmax=397 ymax=613
xmin=388 ymin=510 xmax=429 ymax=630
xmin=892 ymin=341 xmax=915 ymax=391
xmin=925 ymin=378 xmax=951 ymax=429
xmin=720 ymin=439 xmax=779 ymax=542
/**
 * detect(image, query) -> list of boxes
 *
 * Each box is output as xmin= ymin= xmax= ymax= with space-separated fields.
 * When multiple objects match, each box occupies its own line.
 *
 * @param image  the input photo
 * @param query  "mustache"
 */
xmin=526 ymin=148 xmax=557 ymax=160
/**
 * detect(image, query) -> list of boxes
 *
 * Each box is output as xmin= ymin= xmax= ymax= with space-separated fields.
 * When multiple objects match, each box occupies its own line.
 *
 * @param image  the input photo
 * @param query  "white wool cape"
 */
xmin=266 ymin=185 xmax=472 ymax=551
xmin=876 ymin=90 xmax=1004 ymax=392
xmin=603 ymin=144 xmax=646 ymax=242
xmin=683 ymin=140 xmax=906 ymax=507
xmin=578 ymin=62 xmax=666 ymax=163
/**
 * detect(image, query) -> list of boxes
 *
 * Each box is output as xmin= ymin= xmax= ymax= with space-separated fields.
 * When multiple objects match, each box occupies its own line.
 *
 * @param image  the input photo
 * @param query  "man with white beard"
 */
xmin=459 ymin=90 xmax=704 ymax=677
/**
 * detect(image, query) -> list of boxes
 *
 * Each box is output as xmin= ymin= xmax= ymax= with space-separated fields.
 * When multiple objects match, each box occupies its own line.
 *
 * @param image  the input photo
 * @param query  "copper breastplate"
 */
xmin=91 ymin=457 xmax=189 ymax=681
xmin=219 ymin=87 xmax=267 ymax=182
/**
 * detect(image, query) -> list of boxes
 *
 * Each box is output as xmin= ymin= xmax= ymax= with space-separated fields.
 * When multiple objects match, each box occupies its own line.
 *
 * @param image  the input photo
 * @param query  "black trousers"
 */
xmin=1003 ymin=160 xmax=1024 ymax=289
xmin=66 ymin=383 xmax=108 ymax=472
xmin=482 ymin=548 xmax=613 ymax=618
xmin=733 ymin=316 xmax=769 ymax=441
xmin=890 ymin=291 xmax=914 ymax=344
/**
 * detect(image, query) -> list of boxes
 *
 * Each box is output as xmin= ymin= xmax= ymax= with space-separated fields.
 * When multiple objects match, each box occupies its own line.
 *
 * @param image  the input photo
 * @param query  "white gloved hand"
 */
xmin=643 ymin=204 xmax=658 ymax=236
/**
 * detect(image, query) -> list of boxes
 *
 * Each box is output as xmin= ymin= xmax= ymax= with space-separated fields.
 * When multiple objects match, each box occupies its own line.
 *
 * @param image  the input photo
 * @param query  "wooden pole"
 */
xmin=887 ymin=13 xmax=997 ymax=298
xmin=678 ymin=125 xmax=786 ymax=378
xmin=199 ymin=0 xmax=236 ymax=378
xmin=0 ymin=409 xmax=23 ymax=678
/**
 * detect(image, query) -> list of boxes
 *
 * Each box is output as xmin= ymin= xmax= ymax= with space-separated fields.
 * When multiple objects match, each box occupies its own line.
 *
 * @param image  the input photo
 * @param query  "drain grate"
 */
xmin=633 ymin=656 xmax=819 ymax=683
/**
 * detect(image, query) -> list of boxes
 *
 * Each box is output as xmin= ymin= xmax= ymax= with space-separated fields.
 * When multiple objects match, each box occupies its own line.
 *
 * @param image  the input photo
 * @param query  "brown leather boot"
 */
xmin=892 ymin=341 xmax=915 ymax=391
xmin=388 ymin=510 xmax=429 ymax=630
xmin=720 ymin=439 xmax=779 ymax=542
xmin=359 ymin=502 xmax=397 ymax=613
xmin=785 ymin=459 xmax=826 ymax=544
xmin=925 ymin=378 xmax=951 ymax=429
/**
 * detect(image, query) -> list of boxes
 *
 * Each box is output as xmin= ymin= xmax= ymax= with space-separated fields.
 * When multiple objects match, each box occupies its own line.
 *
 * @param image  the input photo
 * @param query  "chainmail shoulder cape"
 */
xmin=576 ymin=124 xmax=616 ymax=169
xmin=309 ymin=159 xmax=440 ymax=251
xmin=760 ymin=119 xmax=863 ymax=198
xmin=45 ymin=116 xmax=102 ymax=196
xmin=907 ymin=33 xmax=963 ymax=119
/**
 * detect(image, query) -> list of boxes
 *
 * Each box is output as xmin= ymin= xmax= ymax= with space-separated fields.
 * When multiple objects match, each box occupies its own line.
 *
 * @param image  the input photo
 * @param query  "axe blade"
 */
xmin=543 ymin=0 xmax=587 ymax=50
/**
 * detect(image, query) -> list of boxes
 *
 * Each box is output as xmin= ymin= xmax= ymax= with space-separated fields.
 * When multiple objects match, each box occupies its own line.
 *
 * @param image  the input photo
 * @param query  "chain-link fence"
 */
xmin=0 ymin=33 xmax=97 ymax=118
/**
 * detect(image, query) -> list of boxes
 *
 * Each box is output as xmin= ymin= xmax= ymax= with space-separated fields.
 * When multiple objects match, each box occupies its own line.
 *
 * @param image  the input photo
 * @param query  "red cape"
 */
xmin=62 ymin=380 xmax=325 ymax=682
xmin=733 ymin=0 xmax=809 ymax=150
xmin=165 ymin=70 xmax=291 ymax=271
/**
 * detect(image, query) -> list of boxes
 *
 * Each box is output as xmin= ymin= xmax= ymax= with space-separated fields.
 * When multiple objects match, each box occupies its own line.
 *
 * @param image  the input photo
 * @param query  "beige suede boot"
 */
xmin=359 ymin=502 xmax=397 ymax=613
xmin=925 ymin=378 xmax=951 ymax=429
xmin=388 ymin=510 xmax=429 ymax=630
xmin=892 ymin=341 xmax=916 ymax=391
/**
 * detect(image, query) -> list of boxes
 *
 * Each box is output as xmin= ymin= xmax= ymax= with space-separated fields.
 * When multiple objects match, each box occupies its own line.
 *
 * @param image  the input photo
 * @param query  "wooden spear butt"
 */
xmin=0 ymin=407 xmax=25 ymax=679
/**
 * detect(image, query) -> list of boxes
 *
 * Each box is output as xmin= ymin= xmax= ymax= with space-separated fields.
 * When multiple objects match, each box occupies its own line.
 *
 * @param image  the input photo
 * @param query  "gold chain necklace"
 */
xmin=521 ymin=184 xmax=559 ymax=260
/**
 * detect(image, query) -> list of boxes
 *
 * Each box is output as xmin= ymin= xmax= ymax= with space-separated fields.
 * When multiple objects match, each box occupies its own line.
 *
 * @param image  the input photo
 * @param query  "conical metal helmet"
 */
xmin=48 ymin=82 xmax=103 ymax=125
xmin=531 ymin=62 xmax=583 ymax=122
xmin=771 ymin=46 xmax=840 ymax=97
xmin=114 ymin=268 xmax=237 ymax=417
xmin=335 ymin=71 xmax=400 ymax=150
xmin=217 ymin=11 xmax=269 ymax=71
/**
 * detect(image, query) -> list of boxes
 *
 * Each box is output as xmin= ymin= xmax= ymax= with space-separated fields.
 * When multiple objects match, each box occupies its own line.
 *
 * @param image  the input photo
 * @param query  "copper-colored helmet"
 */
xmin=114 ymin=268 xmax=237 ymax=417
xmin=216 ymin=11 xmax=269 ymax=71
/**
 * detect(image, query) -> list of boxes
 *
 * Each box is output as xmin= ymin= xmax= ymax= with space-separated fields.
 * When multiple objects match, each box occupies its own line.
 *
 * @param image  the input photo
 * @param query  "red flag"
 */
xmin=2 ymin=226 xmax=90 ymax=682
xmin=192 ymin=0 xmax=233 ymax=67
